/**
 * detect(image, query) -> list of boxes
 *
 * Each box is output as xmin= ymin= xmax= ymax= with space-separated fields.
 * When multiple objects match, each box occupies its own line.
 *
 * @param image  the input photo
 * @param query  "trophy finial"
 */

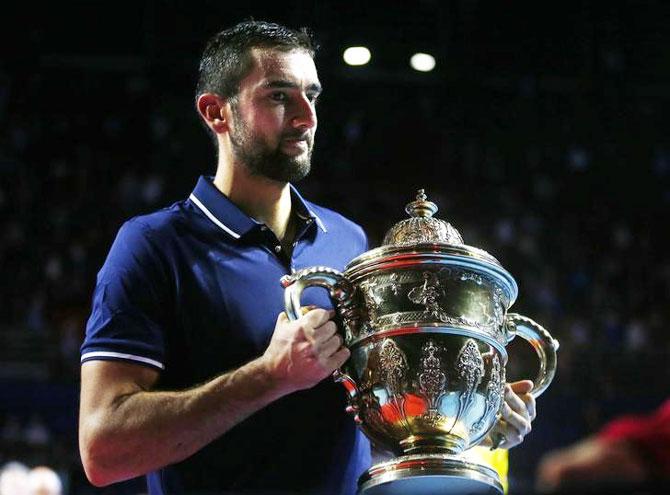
xmin=406 ymin=188 xmax=438 ymax=218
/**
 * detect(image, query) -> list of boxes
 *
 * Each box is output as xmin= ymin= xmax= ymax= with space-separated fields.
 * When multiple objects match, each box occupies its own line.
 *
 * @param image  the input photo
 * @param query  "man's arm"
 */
xmin=79 ymin=309 xmax=348 ymax=487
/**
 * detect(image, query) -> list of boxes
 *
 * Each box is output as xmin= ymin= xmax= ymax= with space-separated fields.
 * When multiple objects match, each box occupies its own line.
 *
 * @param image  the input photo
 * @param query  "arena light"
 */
xmin=410 ymin=52 xmax=436 ymax=72
xmin=343 ymin=46 xmax=371 ymax=66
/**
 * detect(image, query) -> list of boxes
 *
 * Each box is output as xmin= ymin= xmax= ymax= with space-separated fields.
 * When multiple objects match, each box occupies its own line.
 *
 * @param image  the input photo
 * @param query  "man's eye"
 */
xmin=307 ymin=94 xmax=320 ymax=105
xmin=270 ymin=92 xmax=287 ymax=102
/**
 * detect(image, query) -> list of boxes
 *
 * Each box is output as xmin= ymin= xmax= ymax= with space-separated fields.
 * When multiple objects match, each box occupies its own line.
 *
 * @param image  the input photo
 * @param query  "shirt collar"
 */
xmin=189 ymin=176 xmax=327 ymax=240
xmin=288 ymin=184 xmax=328 ymax=234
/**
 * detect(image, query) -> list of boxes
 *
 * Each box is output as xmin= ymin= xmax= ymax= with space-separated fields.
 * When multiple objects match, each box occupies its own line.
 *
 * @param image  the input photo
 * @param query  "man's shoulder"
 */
xmin=119 ymin=200 xmax=188 ymax=241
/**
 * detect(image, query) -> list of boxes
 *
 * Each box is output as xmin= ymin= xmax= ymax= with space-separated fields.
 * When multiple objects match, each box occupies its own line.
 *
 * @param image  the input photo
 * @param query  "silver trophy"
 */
xmin=281 ymin=190 xmax=559 ymax=494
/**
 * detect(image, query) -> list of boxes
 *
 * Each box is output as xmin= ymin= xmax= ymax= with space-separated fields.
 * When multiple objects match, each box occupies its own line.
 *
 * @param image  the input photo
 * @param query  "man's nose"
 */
xmin=291 ymin=94 xmax=317 ymax=130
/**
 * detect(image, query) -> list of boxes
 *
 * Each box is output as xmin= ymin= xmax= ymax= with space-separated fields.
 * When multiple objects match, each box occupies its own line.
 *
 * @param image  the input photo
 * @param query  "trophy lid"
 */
xmin=345 ymin=188 xmax=517 ymax=305
xmin=382 ymin=189 xmax=465 ymax=246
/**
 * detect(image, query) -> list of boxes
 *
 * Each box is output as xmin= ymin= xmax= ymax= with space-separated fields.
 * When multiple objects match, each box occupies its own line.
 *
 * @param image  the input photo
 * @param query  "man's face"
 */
xmin=227 ymin=48 xmax=321 ymax=183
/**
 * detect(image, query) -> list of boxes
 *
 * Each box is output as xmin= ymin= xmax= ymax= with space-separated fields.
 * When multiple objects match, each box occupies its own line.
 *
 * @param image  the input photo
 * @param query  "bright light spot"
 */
xmin=410 ymin=53 xmax=436 ymax=72
xmin=343 ymin=46 xmax=371 ymax=66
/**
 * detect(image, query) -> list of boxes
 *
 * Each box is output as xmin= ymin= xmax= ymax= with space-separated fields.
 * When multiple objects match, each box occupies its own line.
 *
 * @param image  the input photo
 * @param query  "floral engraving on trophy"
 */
xmin=418 ymin=340 xmax=447 ymax=426
xmin=352 ymin=268 xmax=507 ymax=346
xmin=378 ymin=338 xmax=411 ymax=431
xmin=358 ymin=352 xmax=395 ymax=441
xmin=373 ymin=312 xmax=498 ymax=337
xmin=387 ymin=217 xmax=441 ymax=246
xmin=382 ymin=191 xmax=465 ymax=246
xmin=471 ymin=352 xmax=504 ymax=434
xmin=408 ymin=271 xmax=446 ymax=320
xmin=452 ymin=339 xmax=484 ymax=432
xmin=379 ymin=339 xmax=408 ymax=395
xmin=390 ymin=274 xmax=401 ymax=296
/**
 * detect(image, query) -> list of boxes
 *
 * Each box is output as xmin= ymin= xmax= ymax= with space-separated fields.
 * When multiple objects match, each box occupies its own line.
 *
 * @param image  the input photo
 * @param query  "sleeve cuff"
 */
xmin=81 ymin=351 xmax=165 ymax=370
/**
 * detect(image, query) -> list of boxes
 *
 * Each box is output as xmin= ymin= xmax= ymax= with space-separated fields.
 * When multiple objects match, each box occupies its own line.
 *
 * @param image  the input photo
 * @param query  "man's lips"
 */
xmin=282 ymin=135 xmax=311 ymax=150
xmin=283 ymin=134 xmax=310 ymax=143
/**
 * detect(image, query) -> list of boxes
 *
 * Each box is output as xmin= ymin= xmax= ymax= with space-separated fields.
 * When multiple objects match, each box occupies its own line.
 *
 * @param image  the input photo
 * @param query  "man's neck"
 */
xmin=213 ymin=163 xmax=293 ymax=242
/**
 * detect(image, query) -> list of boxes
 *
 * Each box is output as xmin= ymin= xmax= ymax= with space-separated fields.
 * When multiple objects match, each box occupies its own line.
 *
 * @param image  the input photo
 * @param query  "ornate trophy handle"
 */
xmin=280 ymin=266 xmax=354 ymax=320
xmin=505 ymin=313 xmax=560 ymax=398
xmin=280 ymin=266 xmax=361 ymax=413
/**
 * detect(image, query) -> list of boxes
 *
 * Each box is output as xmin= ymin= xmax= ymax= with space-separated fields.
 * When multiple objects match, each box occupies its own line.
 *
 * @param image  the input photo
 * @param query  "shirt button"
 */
xmin=274 ymin=245 xmax=282 ymax=253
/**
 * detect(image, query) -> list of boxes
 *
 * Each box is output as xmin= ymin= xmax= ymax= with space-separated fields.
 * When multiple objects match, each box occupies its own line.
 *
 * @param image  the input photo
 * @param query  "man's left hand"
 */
xmin=481 ymin=379 xmax=536 ymax=450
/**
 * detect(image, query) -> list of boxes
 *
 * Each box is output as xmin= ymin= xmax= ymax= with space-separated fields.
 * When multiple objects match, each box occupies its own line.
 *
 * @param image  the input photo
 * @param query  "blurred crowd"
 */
xmin=1 ymin=11 xmax=670 ymax=494
xmin=0 ymin=463 xmax=62 ymax=495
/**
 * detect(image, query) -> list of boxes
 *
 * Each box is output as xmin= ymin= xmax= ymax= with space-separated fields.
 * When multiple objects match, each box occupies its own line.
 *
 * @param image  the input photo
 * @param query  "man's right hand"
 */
xmin=261 ymin=308 xmax=350 ymax=394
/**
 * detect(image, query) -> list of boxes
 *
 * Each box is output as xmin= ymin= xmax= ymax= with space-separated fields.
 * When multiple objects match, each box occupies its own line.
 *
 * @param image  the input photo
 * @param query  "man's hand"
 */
xmin=481 ymin=379 xmax=536 ymax=450
xmin=261 ymin=308 xmax=350 ymax=395
xmin=535 ymin=437 xmax=649 ymax=492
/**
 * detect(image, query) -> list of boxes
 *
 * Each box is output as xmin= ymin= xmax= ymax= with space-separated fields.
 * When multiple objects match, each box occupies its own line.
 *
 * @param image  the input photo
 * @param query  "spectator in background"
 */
xmin=536 ymin=398 xmax=670 ymax=492
xmin=0 ymin=462 xmax=29 ymax=495
xmin=27 ymin=466 xmax=62 ymax=495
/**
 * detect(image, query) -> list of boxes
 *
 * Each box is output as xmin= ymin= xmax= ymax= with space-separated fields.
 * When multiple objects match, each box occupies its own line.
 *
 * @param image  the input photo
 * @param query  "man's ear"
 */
xmin=196 ymin=93 xmax=229 ymax=133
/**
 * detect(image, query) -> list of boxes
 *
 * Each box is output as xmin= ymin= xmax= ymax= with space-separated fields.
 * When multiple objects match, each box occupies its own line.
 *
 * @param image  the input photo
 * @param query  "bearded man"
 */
xmin=78 ymin=20 xmax=535 ymax=495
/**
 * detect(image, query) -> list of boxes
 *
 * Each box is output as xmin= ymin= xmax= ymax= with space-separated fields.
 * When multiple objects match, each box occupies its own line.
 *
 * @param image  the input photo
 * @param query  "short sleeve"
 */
xmin=80 ymin=218 xmax=172 ymax=371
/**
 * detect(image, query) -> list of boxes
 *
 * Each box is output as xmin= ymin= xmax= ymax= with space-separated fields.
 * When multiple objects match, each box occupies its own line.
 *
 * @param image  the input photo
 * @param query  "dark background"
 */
xmin=1 ymin=1 xmax=669 ymax=493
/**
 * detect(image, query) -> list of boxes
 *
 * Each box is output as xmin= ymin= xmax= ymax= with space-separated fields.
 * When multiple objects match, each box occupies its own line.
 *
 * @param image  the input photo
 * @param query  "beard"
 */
xmin=229 ymin=106 xmax=313 ymax=183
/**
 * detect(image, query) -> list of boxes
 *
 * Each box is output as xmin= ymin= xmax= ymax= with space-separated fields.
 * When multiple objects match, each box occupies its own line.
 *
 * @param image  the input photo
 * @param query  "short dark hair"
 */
xmin=196 ymin=20 xmax=318 ymax=102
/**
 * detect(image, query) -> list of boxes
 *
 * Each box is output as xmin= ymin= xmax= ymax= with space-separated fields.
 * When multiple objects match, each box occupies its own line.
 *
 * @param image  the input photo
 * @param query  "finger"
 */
xmin=523 ymin=393 xmax=537 ymax=421
xmin=310 ymin=321 xmax=338 ymax=346
xmin=509 ymin=380 xmax=534 ymax=394
xmin=500 ymin=402 xmax=532 ymax=437
xmin=302 ymin=308 xmax=334 ymax=329
xmin=508 ymin=388 xmax=536 ymax=422
xmin=326 ymin=346 xmax=351 ymax=370
xmin=505 ymin=385 xmax=531 ymax=421
xmin=318 ymin=333 xmax=344 ymax=357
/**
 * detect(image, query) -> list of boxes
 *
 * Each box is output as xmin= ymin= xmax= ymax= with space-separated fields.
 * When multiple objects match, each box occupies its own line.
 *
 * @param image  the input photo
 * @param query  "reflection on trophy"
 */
xmin=281 ymin=190 xmax=559 ymax=494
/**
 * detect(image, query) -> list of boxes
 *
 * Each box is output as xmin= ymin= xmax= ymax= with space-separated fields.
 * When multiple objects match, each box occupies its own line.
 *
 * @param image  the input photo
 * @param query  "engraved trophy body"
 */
xmin=281 ymin=191 xmax=559 ymax=494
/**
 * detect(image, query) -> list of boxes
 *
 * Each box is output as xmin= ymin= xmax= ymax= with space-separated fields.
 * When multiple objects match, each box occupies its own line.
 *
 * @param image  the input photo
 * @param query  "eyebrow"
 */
xmin=263 ymin=80 xmax=323 ymax=93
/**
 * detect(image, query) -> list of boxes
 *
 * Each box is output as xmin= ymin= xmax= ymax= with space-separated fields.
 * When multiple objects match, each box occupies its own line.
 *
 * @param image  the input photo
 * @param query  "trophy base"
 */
xmin=358 ymin=453 xmax=503 ymax=495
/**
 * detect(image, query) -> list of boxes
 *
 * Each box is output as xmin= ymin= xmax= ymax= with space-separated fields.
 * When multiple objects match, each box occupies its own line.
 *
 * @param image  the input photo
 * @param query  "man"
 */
xmin=79 ymin=20 xmax=535 ymax=494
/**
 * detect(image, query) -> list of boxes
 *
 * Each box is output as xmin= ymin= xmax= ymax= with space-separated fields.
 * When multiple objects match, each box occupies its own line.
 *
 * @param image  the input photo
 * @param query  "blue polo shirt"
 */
xmin=81 ymin=176 xmax=371 ymax=494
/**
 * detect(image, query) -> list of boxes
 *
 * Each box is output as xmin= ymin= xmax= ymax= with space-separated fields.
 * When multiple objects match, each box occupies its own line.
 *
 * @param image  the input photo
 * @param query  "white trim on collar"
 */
xmin=295 ymin=208 xmax=327 ymax=233
xmin=309 ymin=211 xmax=328 ymax=233
xmin=189 ymin=193 xmax=241 ymax=239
